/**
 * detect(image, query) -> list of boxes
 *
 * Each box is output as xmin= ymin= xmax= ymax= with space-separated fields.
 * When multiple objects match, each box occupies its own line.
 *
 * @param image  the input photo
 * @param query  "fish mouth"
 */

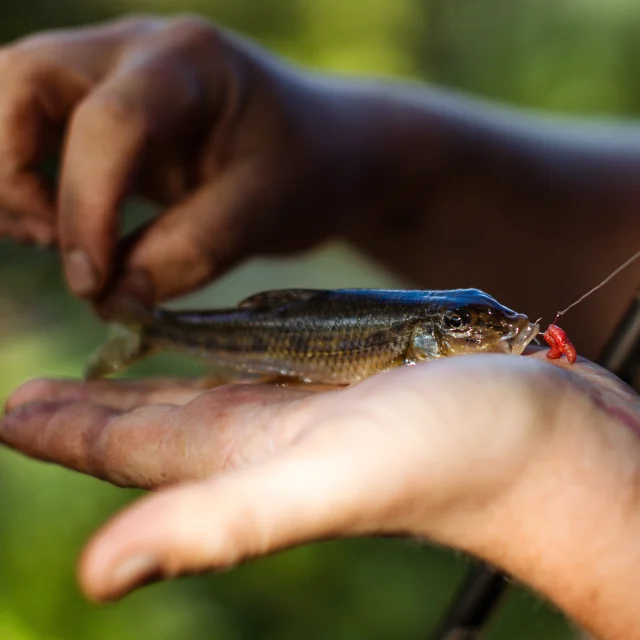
xmin=503 ymin=321 xmax=540 ymax=356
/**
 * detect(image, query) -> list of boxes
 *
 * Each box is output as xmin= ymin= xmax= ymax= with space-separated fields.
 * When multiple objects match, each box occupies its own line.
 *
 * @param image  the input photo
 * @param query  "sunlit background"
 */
xmin=2 ymin=0 xmax=640 ymax=638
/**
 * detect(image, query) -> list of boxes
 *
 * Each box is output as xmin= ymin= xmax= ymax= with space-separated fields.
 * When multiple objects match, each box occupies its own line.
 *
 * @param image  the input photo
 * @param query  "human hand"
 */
xmin=0 ymin=16 xmax=357 ymax=306
xmin=3 ymin=350 xmax=640 ymax=640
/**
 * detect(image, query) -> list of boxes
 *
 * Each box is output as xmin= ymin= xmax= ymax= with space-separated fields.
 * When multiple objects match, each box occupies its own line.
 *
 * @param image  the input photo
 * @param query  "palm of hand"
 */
xmin=1 ymin=349 xmax=638 ymax=608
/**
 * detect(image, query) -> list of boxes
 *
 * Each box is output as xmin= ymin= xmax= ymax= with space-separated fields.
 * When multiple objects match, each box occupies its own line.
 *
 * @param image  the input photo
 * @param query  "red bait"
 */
xmin=539 ymin=249 xmax=640 ymax=366
xmin=542 ymin=322 xmax=577 ymax=364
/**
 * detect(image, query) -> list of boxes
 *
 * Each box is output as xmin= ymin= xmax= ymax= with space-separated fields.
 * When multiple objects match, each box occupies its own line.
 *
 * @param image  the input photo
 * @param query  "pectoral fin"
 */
xmin=406 ymin=327 xmax=440 ymax=362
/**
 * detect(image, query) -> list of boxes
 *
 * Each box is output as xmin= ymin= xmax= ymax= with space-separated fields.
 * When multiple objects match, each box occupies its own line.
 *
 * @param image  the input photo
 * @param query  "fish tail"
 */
xmin=83 ymin=299 xmax=157 ymax=380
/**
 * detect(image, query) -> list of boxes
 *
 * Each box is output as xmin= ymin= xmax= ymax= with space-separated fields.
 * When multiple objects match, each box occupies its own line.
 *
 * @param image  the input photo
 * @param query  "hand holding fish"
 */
xmin=3 ymin=15 xmax=640 ymax=360
xmin=5 ymin=13 xmax=640 ymax=640
xmin=0 ymin=16 xmax=358 ymax=303
xmin=3 ymin=350 xmax=640 ymax=640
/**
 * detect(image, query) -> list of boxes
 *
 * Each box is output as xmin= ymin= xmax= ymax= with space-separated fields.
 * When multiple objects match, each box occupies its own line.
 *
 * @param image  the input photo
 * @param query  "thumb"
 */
xmin=78 ymin=439 xmax=385 ymax=602
xmin=108 ymin=168 xmax=273 ymax=305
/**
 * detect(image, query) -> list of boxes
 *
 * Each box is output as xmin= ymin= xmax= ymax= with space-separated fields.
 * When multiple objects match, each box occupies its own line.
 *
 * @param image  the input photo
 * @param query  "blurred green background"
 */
xmin=2 ymin=0 xmax=639 ymax=638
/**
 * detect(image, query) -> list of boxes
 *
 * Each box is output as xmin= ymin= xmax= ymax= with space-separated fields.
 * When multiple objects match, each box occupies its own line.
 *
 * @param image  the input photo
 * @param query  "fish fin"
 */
xmin=83 ymin=324 xmax=155 ymax=381
xmin=407 ymin=326 xmax=440 ymax=361
xmin=237 ymin=289 xmax=323 ymax=309
xmin=84 ymin=296 xmax=159 ymax=379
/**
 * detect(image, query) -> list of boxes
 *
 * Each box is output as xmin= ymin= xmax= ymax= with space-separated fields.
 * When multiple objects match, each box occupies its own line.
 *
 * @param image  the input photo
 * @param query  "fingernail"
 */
xmin=65 ymin=249 xmax=99 ymax=296
xmin=111 ymin=555 xmax=161 ymax=593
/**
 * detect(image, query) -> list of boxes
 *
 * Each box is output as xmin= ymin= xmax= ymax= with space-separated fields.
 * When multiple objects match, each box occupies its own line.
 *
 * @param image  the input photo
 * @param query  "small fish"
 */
xmin=84 ymin=288 xmax=540 ymax=384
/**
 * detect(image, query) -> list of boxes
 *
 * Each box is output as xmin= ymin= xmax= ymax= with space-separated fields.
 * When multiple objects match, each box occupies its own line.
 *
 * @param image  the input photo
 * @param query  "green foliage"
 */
xmin=2 ymin=0 xmax=636 ymax=637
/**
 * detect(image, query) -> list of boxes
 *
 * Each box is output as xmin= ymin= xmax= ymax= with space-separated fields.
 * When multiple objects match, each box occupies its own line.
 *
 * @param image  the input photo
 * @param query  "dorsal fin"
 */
xmin=237 ymin=289 xmax=323 ymax=309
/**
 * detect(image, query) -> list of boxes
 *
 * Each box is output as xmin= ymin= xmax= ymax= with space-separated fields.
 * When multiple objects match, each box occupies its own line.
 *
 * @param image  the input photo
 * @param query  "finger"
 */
xmin=58 ymin=56 xmax=205 ymax=299
xmin=0 ymin=398 xmax=184 ymax=488
xmin=108 ymin=170 xmax=267 ymax=304
xmin=0 ymin=16 xmax=171 ymax=227
xmin=0 ymin=48 xmax=90 ymax=222
xmin=0 ymin=209 xmax=55 ymax=246
xmin=5 ymin=376 xmax=207 ymax=413
xmin=0 ymin=384 xmax=311 ymax=490
xmin=0 ymin=172 xmax=54 ymax=222
xmin=0 ymin=75 xmax=55 ymax=221
xmin=78 ymin=438 xmax=369 ymax=601
xmin=0 ymin=400 xmax=122 ymax=476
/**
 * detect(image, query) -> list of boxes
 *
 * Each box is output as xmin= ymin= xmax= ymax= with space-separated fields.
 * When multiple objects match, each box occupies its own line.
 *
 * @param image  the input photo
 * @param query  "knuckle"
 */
xmin=165 ymin=15 xmax=221 ymax=50
xmin=111 ymin=14 xmax=160 ymax=33
xmin=41 ymin=401 xmax=90 ymax=462
xmin=183 ymin=235 xmax=216 ymax=275
xmin=168 ymin=15 xmax=215 ymax=38
xmin=151 ymin=229 xmax=217 ymax=296
xmin=83 ymin=408 xmax=122 ymax=477
xmin=0 ymin=52 xmax=59 ymax=155
xmin=73 ymin=90 xmax=149 ymax=136
xmin=0 ymin=48 xmax=46 ymax=86
xmin=87 ymin=405 xmax=174 ymax=485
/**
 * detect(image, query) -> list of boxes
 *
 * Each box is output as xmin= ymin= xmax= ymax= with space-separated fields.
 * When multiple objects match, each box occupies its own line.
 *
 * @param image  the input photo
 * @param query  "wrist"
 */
xmin=304 ymin=76 xmax=445 ymax=242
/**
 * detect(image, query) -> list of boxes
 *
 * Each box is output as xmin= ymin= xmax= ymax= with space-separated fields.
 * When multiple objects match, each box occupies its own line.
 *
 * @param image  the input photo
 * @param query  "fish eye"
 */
xmin=445 ymin=310 xmax=470 ymax=330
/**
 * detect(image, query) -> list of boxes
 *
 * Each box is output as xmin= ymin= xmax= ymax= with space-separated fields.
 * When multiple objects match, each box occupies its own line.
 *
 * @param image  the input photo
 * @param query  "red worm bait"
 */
xmin=537 ymin=248 xmax=640 ymax=366
xmin=542 ymin=323 xmax=577 ymax=364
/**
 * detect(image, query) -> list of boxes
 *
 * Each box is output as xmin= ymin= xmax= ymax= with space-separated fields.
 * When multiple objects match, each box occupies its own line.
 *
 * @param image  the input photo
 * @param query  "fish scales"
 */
xmin=84 ymin=289 xmax=541 ymax=383
xmin=144 ymin=292 xmax=427 ymax=382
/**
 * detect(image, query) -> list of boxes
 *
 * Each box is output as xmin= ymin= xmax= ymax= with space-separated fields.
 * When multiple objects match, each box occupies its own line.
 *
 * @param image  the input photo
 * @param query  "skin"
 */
xmin=2 ymin=13 xmax=640 ymax=638
xmin=3 ymin=349 xmax=640 ymax=640
xmin=1 ymin=17 xmax=640 ymax=353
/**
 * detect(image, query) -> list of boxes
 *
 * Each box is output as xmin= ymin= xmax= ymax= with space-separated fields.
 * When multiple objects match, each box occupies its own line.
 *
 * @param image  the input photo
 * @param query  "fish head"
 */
xmin=432 ymin=289 xmax=539 ymax=358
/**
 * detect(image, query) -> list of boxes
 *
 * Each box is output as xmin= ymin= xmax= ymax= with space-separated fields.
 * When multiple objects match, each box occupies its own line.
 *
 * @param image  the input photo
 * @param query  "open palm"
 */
xmin=2 ymin=349 xmax=640 ymax=640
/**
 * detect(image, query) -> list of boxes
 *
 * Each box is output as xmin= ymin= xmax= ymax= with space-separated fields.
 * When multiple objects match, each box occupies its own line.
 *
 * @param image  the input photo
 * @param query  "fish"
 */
xmin=84 ymin=288 xmax=540 ymax=384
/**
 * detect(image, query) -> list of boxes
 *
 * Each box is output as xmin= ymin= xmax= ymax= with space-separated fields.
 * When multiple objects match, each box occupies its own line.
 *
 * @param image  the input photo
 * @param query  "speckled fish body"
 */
xmin=84 ymin=288 xmax=540 ymax=384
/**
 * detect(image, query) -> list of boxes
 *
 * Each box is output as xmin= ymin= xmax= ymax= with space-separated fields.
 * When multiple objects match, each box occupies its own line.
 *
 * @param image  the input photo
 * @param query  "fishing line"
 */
xmin=554 ymin=248 xmax=640 ymax=321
